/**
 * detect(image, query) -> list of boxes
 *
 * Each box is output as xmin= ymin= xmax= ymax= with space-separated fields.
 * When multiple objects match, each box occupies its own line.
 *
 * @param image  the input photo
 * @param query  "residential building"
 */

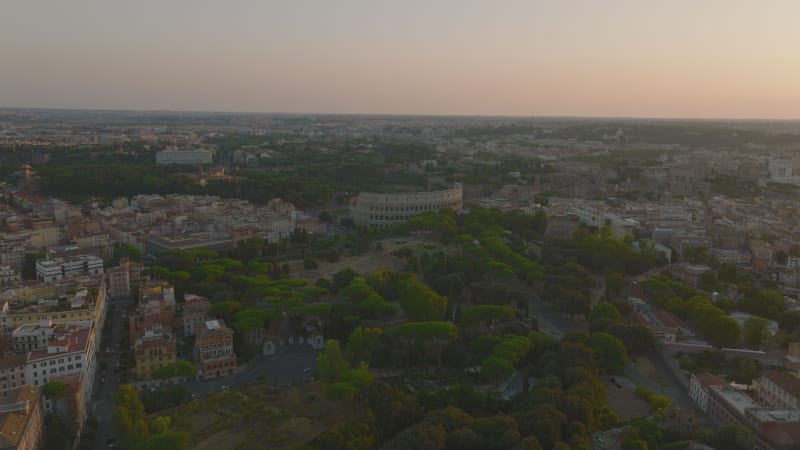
xmin=669 ymin=263 xmax=712 ymax=286
xmin=0 ymin=355 xmax=27 ymax=401
xmin=0 ymin=386 xmax=43 ymax=450
xmin=132 ymin=328 xmax=176 ymax=380
xmin=35 ymin=255 xmax=104 ymax=282
xmin=11 ymin=321 xmax=56 ymax=353
xmin=689 ymin=373 xmax=728 ymax=413
xmin=182 ymin=295 xmax=210 ymax=337
xmin=105 ymin=257 xmax=143 ymax=298
xmin=195 ymin=320 xmax=236 ymax=378
xmin=0 ymin=265 xmax=19 ymax=289
xmin=757 ymin=371 xmax=800 ymax=409
xmin=24 ymin=325 xmax=96 ymax=410
xmin=0 ymin=276 xmax=107 ymax=332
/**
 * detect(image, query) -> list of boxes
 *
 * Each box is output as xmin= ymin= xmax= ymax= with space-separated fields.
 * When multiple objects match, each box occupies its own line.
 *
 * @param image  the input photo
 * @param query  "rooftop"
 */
xmin=0 ymin=386 xmax=40 ymax=449
xmin=693 ymin=372 xmax=727 ymax=389
xmin=710 ymin=385 xmax=759 ymax=416
xmin=761 ymin=371 xmax=800 ymax=399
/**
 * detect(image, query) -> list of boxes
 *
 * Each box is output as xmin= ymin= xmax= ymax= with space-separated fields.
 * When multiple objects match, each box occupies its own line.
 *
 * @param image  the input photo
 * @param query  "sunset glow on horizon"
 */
xmin=2 ymin=0 xmax=800 ymax=119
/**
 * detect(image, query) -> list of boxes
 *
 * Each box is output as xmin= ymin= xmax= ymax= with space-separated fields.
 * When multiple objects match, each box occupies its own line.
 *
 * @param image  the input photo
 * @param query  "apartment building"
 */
xmin=182 ymin=295 xmax=210 ymax=337
xmin=133 ymin=327 xmax=177 ymax=380
xmin=0 ymin=355 xmax=27 ymax=401
xmin=689 ymin=373 xmax=727 ymax=413
xmin=757 ymin=371 xmax=800 ymax=409
xmin=0 ymin=386 xmax=43 ymax=450
xmin=11 ymin=321 xmax=56 ymax=353
xmin=0 ymin=265 xmax=19 ymax=288
xmin=24 ymin=326 xmax=96 ymax=408
xmin=35 ymin=255 xmax=103 ymax=282
xmin=195 ymin=320 xmax=236 ymax=378
xmin=105 ymin=257 xmax=143 ymax=298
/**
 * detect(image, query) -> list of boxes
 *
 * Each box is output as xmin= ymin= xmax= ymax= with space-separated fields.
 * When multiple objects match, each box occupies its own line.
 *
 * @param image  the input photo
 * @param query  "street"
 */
xmin=91 ymin=291 xmax=317 ymax=450
xmin=92 ymin=295 xmax=133 ymax=450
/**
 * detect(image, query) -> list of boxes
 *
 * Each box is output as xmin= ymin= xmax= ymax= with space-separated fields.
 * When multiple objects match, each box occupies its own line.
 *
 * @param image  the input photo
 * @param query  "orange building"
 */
xmin=194 ymin=320 xmax=236 ymax=379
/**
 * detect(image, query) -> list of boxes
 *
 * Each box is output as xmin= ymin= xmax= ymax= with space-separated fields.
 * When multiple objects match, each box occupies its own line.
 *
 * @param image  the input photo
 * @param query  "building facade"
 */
xmin=35 ymin=255 xmax=104 ymax=282
xmin=349 ymin=185 xmax=463 ymax=228
xmin=156 ymin=148 xmax=213 ymax=165
xmin=756 ymin=371 xmax=800 ymax=410
xmin=0 ymin=386 xmax=43 ymax=450
xmin=195 ymin=320 xmax=236 ymax=378
xmin=182 ymin=295 xmax=210 ymax=337
xmin=689 ymin=372 xmax=728 ymax=413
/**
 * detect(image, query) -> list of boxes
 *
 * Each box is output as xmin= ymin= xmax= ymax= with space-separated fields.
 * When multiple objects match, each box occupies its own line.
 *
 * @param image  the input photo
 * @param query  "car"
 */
xmin=303 ymin=367 xmax=312 ymax=373
xmin=220 ymin=385 xmax=230 ymax=391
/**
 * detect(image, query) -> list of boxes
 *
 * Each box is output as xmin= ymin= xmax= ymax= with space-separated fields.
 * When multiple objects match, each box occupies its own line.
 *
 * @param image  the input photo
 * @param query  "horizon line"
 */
xmin=2 ymin=105 xmax=800 ymax=123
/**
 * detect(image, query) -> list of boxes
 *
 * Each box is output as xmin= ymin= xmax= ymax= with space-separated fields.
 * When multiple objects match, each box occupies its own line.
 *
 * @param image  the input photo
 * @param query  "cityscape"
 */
xmin=3 ymin=2 xmax=800 ymax=450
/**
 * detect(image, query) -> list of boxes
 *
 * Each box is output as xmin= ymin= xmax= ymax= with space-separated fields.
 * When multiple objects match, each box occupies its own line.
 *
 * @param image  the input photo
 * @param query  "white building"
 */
xmin=35 ymin=255 xmax=104 ymax=282
xmin=12 ymin=321 xmax=57 ymax=353
xmin=689 ymin=372 xmax=728 ymax=413
xmin=156 ymin=148 xmax=213 ymax=165
xmin=768 ymin=159 xmax=796 ymax=181
xmin=0 ymin=264 xmax=20 ymax=288
xmin=25 ymin=325 xmax=96 ymax=411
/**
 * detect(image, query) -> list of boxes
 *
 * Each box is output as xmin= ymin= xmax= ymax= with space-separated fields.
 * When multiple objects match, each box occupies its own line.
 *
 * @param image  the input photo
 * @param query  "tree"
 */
xmin=461 ymin=305 xmax=515 ymax=333
xmin=22 ymin=251 xmax=45 ymax=280
xmin=605 ymin=272 xmax=624 ymax=298
xmin=386 ymin=321 xmax=458 ymax=367
xmin=137 ymin=431 xmax=191 ymax=450
xmin=742 ymin=317 xmax=770 ymax=348
xmin=587 ymin=333 xmax=628 ymax=375
xmin=153 ymin=360 xmax=197 ymax=379
xmin=43 ymin=381 xmax=67 ymax=421
xmin=621 ymin=429 xmax=648 ymax=450
xmin=396 ymin=274 xmax=448 ymax=321
xmin=43 ymin=380 xmax=67 ymax=401
xmin=740 ymin=290 xmax=783 ymax=319
xmin=345 ymin=327 xmax=384 ymax=365
xmin=332 ymin=268 xmax=358 ymax=293
xmin=303 ymin=256 xmax=320 ymax=270
xmin=317 ymin=340 xmax=350 ymax=383
xmin=113 ymin=385 xmax=149 ymax=446
xmin=708 ymin=316 xmax=742 ymax=348
xmin=382 ymin=423 xmax=447 ymax=450
xmin=590 ymin=302 xmax=621 ymax=322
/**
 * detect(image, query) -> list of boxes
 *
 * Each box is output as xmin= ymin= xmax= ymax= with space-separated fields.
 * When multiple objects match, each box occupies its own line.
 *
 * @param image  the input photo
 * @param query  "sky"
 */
xmin=2 ymin=0 xmax=800 ymax=119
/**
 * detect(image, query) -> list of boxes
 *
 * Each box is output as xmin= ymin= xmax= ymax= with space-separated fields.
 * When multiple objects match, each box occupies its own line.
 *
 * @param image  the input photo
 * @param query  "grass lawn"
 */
xmin=164 ymin=382 xmax=351 ymax=450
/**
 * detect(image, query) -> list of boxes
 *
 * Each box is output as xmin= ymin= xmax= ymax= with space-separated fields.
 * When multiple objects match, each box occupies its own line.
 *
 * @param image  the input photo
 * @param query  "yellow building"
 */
xmin=133 ymin=335 xmax=177 ymax=380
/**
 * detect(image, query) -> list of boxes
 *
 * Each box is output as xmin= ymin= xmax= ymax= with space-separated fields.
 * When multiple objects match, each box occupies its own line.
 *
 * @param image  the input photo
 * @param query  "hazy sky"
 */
xmin=2 ymin=0 xmax=800 ymax=118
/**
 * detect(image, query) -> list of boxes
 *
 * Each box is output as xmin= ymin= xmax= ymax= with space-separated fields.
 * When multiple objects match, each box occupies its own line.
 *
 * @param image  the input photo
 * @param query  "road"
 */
xmin=91 ymin=300 xmax=317 ymax=450
xmin=185 ymin=351 xmax=318 ymax=396
xmin=528 ymin=295 xmax=707 ymax=420
xmin=92 ymin=295 xmax=133 ymax=450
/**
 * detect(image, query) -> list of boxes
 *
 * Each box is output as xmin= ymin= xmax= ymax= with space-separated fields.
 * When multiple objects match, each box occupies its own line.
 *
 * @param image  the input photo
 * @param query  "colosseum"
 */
xmin=349 ymin=184 xmax=463 ymax=227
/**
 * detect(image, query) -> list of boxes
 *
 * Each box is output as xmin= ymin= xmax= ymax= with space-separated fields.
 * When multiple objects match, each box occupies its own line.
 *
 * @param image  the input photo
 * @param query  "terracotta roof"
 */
xmin=761 ymin=421 xmax=800 ymax=447
xmin=0 ymin=386 xmax=40 ymax=449
xmin=693 ymin=372 xmax=727 ymax=389
xmin=13 ymin=192 xmax=46 ymax=205
xmin=0 ymin=355 xmax=25 ymax=371
xmin=27 ymin=328 xmax=90 ymax=361
xmin=762 ymin=371 xmax=800 ymax=399
xmin=652 ymin=309 xmax=686 ymax=329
